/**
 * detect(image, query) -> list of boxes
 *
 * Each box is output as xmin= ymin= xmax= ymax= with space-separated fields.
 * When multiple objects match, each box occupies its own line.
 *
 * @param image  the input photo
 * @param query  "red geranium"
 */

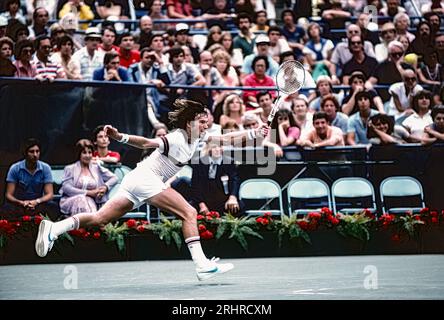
xmin=126 ymin=219 xmax=137 ymax=228
xmin=34 ymin=215 xmax=43 ymax=225
xmin=136 ymin=225 xmax=145 ymax=233
xmin=22 ymin=215 xmax=31 ymax=222
xmin=92 ymin=232 xmax=101 ymax=239
xmin=200 ymin=230 xmax=214 ymax=240
xmin=198 ymin=224 xmax=207 ymax=232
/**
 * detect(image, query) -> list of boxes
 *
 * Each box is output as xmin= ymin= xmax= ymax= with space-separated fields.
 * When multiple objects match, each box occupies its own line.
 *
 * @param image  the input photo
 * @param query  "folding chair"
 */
xmin=287 ymin=178 xmax=332 ymax=217
xmin=239 ymin=178 xmax=283 ymax=217
xmin=380 ymin=176 xmax=425 ymax=214
xmin=332 ymin=177 xmax=377 ymax=215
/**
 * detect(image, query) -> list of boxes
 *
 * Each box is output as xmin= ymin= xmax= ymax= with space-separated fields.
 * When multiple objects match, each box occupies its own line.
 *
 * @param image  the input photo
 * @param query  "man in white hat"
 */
xmin=240 ymin=34 xmax=279 ymax=80
xmin=71 ymin=27 xmax=105 ymax=80
xmin=174 ymin=22 xmax=199 ymax=62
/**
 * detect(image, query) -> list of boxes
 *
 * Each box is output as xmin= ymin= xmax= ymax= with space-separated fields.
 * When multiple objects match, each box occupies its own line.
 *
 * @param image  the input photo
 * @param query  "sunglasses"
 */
xmin=390 ymin=51 xmax=403 ymax=57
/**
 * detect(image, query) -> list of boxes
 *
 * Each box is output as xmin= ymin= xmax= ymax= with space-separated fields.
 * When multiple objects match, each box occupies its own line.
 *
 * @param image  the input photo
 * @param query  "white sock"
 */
xmin=185 ymin=236 xmax=209 ymax=268
xmin=50 ymin=216 xmax=80 ymax=240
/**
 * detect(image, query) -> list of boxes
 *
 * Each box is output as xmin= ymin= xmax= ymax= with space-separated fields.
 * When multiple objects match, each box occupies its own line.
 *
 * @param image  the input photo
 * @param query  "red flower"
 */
xmin=92 ymin=232 xmax=101 ymax=239
xmin=126 ymin=219 xmax=137 ymax=228
xmin=430 ymin=211 xmax=438 ymax=217
xmin=136 ymin=225 xmax=145 ymax=233
xmin=197 ymin=215 xmax=204 ymax=220
xmin=414 ymin=215 xmax=422 ymax=221
xmin=391 ymin=234 xmax=400 ymax=242
xmin=22 ymin=215 xmax=31 ymax=222
xmin=198 ymin=224 xmax=207 ymax=232
xmin=321 ymin=207 xmax=333 ymax=216
xmin=297 ymin=220 xmax=309 ymax=231
xmin=431 ymin=217 xmax=439 ymax=224
xmin=34 ymin=215 xmax=43 ymax=225
xmin=264 ymin=212 xmax=273 ymax=217
xmin=330 ymin=217 xmax=340 ymax=226
xmin=83 ymin=232 xmax=90 ymax=239
xmin=200 ymin=230 xmax=214 ymax=240
xmin=307 ymin=212 xmax=322 ymax=220
xmin=142 ymin=220 xmax=150 ymax=225
xmin=420 ymin=207 xmax=430 ymax=215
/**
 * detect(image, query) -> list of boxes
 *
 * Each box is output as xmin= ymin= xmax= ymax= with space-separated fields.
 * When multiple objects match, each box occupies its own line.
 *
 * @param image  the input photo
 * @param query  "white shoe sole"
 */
xmin=197 ymin=264 xmax=234 ymax=281
xmin=35 ymin=220 xmax=51 ymax=258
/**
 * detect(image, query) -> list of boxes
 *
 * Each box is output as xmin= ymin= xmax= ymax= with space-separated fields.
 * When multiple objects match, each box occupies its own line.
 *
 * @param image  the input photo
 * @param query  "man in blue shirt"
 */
xmin=2 ymin=138 xmax=58 ymax=220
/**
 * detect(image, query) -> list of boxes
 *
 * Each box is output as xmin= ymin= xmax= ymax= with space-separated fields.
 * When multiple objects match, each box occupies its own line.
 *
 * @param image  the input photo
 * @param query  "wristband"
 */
xmin=118 ymin=133 xmax=129 ymax=144
xmin=36 ymin=198 xmax=41 ymax=204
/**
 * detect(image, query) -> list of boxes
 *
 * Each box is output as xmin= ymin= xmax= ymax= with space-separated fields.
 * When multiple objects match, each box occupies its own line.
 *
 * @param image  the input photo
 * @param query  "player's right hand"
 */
xmin=103 ymin=125 xmax=120 ymax=140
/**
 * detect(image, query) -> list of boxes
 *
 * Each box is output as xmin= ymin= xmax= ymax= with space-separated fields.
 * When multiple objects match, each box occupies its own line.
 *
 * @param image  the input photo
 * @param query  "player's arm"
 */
xmin=208 ymin=124 xmax=269 ymax=146
xmin=104 ymin=125 xmax=160 ymax=149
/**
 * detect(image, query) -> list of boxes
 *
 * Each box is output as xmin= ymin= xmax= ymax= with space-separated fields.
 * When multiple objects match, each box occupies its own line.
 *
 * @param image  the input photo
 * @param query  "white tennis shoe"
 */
xmin=35 ymin=220 xmax=57 ymax=257
xmin=196 ymin=257 xmax=234 ymax=281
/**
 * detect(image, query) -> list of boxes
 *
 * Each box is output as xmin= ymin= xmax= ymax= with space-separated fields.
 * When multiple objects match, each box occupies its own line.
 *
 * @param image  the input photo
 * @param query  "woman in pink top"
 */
xmin=242 ymin=55 xmax=276 ymax=108
xmin=263 ymin=109 xmax=300 ymax=157
xmin=13 ymin=39 xmax=37 ymax=78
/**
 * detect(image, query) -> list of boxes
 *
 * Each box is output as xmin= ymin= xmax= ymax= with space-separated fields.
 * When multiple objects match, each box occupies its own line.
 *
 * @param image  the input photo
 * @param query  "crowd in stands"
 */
xmin=1 ymin=0 xmax=444 ymax=218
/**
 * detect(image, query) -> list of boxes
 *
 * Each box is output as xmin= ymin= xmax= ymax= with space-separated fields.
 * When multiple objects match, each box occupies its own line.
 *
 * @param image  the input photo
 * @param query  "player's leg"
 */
xmin=149 ymin=187 xmax=234 ymax=280
xmin=35 ymin=196 xmax=133 ymax=257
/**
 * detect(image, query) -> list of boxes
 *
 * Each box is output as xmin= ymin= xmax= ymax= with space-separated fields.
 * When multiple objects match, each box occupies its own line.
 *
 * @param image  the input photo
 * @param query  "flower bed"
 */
xmin=1 ymin=208 xmax=443 ymax=265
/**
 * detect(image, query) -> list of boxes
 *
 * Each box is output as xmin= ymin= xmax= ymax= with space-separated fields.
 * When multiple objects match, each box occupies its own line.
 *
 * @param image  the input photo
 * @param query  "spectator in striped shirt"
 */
xmin=33 ymin=35 xmax=66 ymax=80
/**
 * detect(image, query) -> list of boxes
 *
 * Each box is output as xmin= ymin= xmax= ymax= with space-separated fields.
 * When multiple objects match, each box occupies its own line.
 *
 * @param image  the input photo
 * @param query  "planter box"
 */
xmin=420 ymin=224 xmax=444 ymax=254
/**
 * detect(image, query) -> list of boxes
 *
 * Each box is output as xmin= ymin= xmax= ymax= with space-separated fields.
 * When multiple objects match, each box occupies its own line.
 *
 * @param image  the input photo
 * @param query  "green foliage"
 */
xmin=214 ymin=214 xmax=263 ymax=251
xmin=337 ymin=212 xmax=373 ymax=243
xmin=400 ymin=214 xmax=425 ymax=239
xmin=276 ymin=215 xmax=311 ymax=247
xmin=103 ymin=221 xmax=129 ymax=254
xmin=147 ymin=214 xmax=183 ymax=251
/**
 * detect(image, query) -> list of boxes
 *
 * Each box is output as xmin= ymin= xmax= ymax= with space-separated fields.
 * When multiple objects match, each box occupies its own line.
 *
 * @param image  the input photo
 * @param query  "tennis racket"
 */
xmin=267 ymin=60 xmax=306 ymax=126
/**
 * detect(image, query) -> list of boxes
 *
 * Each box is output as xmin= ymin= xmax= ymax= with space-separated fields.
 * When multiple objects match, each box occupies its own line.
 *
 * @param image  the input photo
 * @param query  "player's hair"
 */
xmin=168 ymin=99 xmax=207 ymax=129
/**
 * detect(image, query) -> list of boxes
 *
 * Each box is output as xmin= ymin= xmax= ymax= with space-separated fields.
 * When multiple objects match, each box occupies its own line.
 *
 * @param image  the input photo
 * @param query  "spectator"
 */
xmin=92 ymin=125 xmax=121 ymax=164
xmin=267 ymin=26 xmax=291 ymax=63
xmin=423 ymin=105 xmax=444 ymax=145
xmin=242 ymin=113 xmax=261 ymax=129
xmin=367 ymin=113 xmax=409 ymax=145
xmin=71 ymin=27 xmax=104 ymax=80
xmin=59 ymin=139 xmax=118 ymax=216
xmin=263 ymin=109 xmax=300 ymax=157
xmin=166 ymin=0 xmax=193 ymax=19
xmin=27 ymin=1 xmax=57 ymax=21
xmin=28 ymin=7 xmax=50 ymax=39
xmin=346 ymin=90 xmax=379 ymax=145
xmin=375 ymin=22 xmax=397 ymax=63
xmin=250 ymin=10 xmax=269 ymax=33
xmin=6 ymin=19 xmax=29 ymax=43
xmin=320 ymin=94 xmax=348 ymax=136
xmin=136 ymin=15 xmax=153 ymax=50
xmin=92 ymin=51 xmax=129 ymax=81
xmin=98 ymin=26 xmax=119 ymax=53
xmin=190 ymin=142 xmax=243 ymax=216
xmin=34 ymin=35 xmax=67 ymax=80
xmin=0 ymin=36 xmax=16 ymax=76
xmin=255 ymin=0 xmax=276 ymax=26
xmin=59 ymin=12 xmax=82 ymax=51
xmin=356 ymin=12 xmax=379 ymax=46
xmin=2 ymin=138 xmax=58 ymax=220
xmin=1 ymin=0 xmax=26 ymax=24
xmin=396 ymin=34 xmax=411 ymax=53
xmin=13 ymin=39 xmax=37 ymax=78
xmin=280 ymin=9 xmax=305 ymax=58
xmin=366 ymin=40 xmax=410 ymax=102
xmin=330 ymin=24 xmax=375 ymax=83
xmin=256 ymin=91 xmax=274 ymax=124
xmin=149 ymin=0 xmax=170 ymax=31
xmin=149 ymin=34 xmax=168 ymax=66
xmin=220 ymin=31 xmax=243 ymax=68
xmin=298 ymin=111 xmax=344 ymax=148
xmin=435 ymin=33 xmax=444 ymax=65
xmin=233 ymin=13 xmax=255 ymax=58
xmin=387 ymin=69 xmax=423 ymax=121
xmin=402 ymin=90 xmax=434 ymax=141
xmin=201 ymin=0 xmax=232 ymax=30
xmin=342 ymin=71 xmax=384 ymax=115
xmin=242 ymin=55 xmax=277 ymax=108
xmin=95 ymin=0 xmax=131 ymax=20
xmin=425 ymin=11 xmax=442 ymax=38
xmin=421 ymin=0 xmax=444 ymax=15
xmin=393 ymin=12 xmax=415 ymax=43
xmin=418 ymin=49 xmax=443 ymax=88
xmin=174 ymin=23 xmax=199 ymax=62
xmin=204 ymin=25 xmax=223 ymax=51
xmin=49 ymin=23 xmax=66 ymax=52
xmin=409 ymin=21 xmax=434 ymax=60
xmin=308 ymin=75 xmax=342 ymax=112
xmin=291 ymin=96 xmax=314 ymax=136
xmin=341 ymin=34 xmax=378 ymax=84
xmin=304 ymin=22 xmax=335 ymax=80
xmin=117 ymin=32 xmax=140 ymax=68
xmin=380 ymin=0 xmax=406 ymax=18
xmin=219 ymin=93 xmax=246 ymax=129
xmin=51 ymin=35 xmax=82 ymax=80
xmin=59 ymin=0 xmax=94 ymax=30
xmin=196 ymin=50 xmax=224 ymax=105
xmin=213 ymin=49 xmax=241 ymax=88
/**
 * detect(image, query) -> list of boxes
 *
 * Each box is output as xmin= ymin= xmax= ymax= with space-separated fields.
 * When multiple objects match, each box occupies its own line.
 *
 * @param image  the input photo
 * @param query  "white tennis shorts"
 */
xmin=116 ymin=166 xmax=168 ymax=209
